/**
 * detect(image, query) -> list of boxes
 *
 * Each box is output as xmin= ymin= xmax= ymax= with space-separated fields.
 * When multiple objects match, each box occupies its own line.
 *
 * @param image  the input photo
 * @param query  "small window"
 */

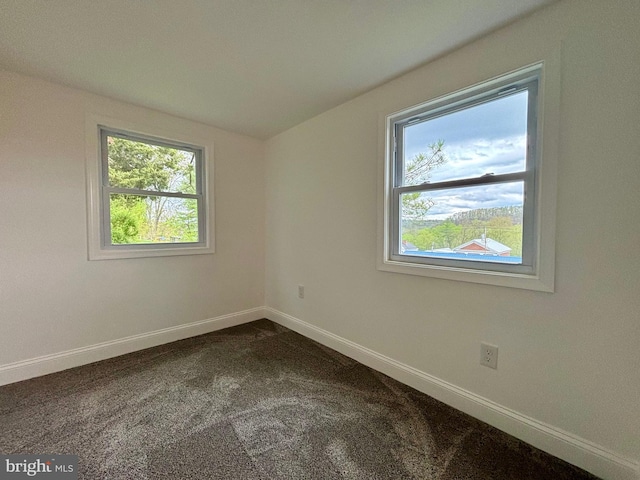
xmin=86 ymin=118 xmax=213 ymax=260
xmin=381 ymin=64 xmax=554 ymax=290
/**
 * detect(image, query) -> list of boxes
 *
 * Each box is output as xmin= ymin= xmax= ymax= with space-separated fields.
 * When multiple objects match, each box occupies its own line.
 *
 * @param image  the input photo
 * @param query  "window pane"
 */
xmin=107 ymin=135 xmax=197 ymax=194
xmin=109 ymin=194 xmax=199 ymax=245
xmin=402 ymin=91 xmax=528 ymax=186
xmin=400 ymin=182 xmax=524 ymax=264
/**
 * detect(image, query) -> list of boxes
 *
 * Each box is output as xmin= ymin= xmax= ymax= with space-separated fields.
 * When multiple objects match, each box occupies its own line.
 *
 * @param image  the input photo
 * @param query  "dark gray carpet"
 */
xmin=0 ymin=319 xmax=599 ymax=479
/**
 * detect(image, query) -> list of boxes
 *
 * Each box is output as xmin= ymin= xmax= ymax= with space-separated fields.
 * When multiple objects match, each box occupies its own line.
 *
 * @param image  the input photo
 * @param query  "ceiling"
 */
xmin=0 ymin=0 xmax=555 ymax=139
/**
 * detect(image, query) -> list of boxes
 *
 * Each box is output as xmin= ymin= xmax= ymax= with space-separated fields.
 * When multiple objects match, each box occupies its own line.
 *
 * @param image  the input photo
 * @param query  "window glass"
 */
xmin=400 ymin=182 xmax=524 ymax=263
xmin=402 ymin=91 xmax=528 ymax=186
xmin=107 ymin=135 xmax=197 ymax=194
xmin=109 ymin=194 xmax=199 ymax=245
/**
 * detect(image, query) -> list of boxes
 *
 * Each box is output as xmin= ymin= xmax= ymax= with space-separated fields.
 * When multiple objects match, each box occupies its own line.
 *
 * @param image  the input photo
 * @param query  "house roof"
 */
xmin=454 ymin=238 xmax=512 ymax=254
xmin=0 ymin=0 xmax=554 ymax=139
xmin=402 ymin=241 xmax=418 ymax=251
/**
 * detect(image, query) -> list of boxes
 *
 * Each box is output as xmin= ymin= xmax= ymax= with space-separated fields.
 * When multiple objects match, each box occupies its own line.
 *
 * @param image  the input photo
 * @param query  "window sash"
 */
xmin=105 ymin=186 xmax=200 ymax=199
xmin=99 ymin=128 xmax=207 ymax=249
xmin=394 ymin=171 xmax=529 ymax=195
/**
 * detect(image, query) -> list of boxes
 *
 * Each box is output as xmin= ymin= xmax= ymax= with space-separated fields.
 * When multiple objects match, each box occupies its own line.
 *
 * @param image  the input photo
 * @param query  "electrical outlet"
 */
xmin=298 ymin=285 xmax=304 ymax=299
xmin=480 ymin=343 xmax=498 ymax=369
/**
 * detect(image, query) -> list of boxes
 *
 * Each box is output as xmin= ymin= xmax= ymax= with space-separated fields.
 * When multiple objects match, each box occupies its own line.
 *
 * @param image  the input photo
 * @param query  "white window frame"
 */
xmin=379 ymin=62 xmax=557 ymax=292
xmin=86 ymin=115 xmax=214 ymax=260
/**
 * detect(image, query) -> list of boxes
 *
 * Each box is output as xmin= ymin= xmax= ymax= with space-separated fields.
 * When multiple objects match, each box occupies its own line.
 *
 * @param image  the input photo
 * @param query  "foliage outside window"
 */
xmin=381 ymin=64 xmax=553 ymax=290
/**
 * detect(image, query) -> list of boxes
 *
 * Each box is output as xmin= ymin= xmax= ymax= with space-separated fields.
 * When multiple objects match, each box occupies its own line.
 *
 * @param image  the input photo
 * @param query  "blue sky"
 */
xmin=403 ymin=91 xmax=528 ymax=219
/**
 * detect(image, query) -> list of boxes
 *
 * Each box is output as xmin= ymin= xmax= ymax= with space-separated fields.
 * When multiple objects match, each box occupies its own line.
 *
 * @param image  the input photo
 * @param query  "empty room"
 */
xmin=0 ymin=0 xmax=638 ymax=479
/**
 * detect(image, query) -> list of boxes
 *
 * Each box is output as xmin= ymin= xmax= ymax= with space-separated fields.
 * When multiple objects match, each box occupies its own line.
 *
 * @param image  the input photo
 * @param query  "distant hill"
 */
xmin=448 ymin=205 xmax=523 ymax=225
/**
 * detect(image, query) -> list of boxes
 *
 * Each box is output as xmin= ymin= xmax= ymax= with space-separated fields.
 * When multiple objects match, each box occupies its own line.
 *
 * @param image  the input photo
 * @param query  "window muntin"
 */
xmin=100 ymin=129 xmax=206 ymax=249
xmin=389 ymin=67 xmax=540 ymax=276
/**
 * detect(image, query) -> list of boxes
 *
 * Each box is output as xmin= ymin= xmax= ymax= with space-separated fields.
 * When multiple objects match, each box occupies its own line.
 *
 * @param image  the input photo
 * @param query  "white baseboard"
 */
xmin=2 ymin=306 xmax=637 ymax=480
xmin=265 ymin=307 xmax=639 ymax=480
xmin=0 ymin=307 xmax=267 ymax=387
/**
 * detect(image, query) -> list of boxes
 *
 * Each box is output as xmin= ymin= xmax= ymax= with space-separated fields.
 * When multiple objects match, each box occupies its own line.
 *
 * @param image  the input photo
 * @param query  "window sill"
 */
xmin=88 ymin=244 xmax=214 ymax=261
xmin=377 ymin=258 xmax=554 ymax=292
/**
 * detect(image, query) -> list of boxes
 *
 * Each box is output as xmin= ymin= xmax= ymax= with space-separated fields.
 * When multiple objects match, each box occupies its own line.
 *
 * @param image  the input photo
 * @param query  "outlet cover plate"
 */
xmin=480 ymin=343 xmax=498 ymax=369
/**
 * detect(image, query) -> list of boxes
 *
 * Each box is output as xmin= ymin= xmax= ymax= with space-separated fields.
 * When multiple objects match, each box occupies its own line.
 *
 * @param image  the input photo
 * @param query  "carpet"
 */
xmin=0 ymin=319 xmax=599 ymax=479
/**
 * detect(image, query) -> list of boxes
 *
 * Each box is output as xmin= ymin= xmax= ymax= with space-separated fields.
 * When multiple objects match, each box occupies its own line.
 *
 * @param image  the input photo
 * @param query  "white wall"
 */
xmin=0 ymin=70 xmax=265 ymax=367
xmin=265 ymin=0 xmax=640 ymax=477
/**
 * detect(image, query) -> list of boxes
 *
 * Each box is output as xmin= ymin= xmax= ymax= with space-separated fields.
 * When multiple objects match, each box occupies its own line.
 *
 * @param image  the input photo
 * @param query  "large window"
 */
xmin=381 ymin=64 xmax=555 ymax=291
xmin=86 ymin=118 xmax=213 ymax=260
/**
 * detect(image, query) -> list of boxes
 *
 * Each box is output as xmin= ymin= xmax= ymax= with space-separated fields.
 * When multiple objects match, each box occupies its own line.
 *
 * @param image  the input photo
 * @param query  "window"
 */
xmin=381 ymin=64 xmax=555 ymax=291
xmin=86 ymin=117 xmax=213 ymax=260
